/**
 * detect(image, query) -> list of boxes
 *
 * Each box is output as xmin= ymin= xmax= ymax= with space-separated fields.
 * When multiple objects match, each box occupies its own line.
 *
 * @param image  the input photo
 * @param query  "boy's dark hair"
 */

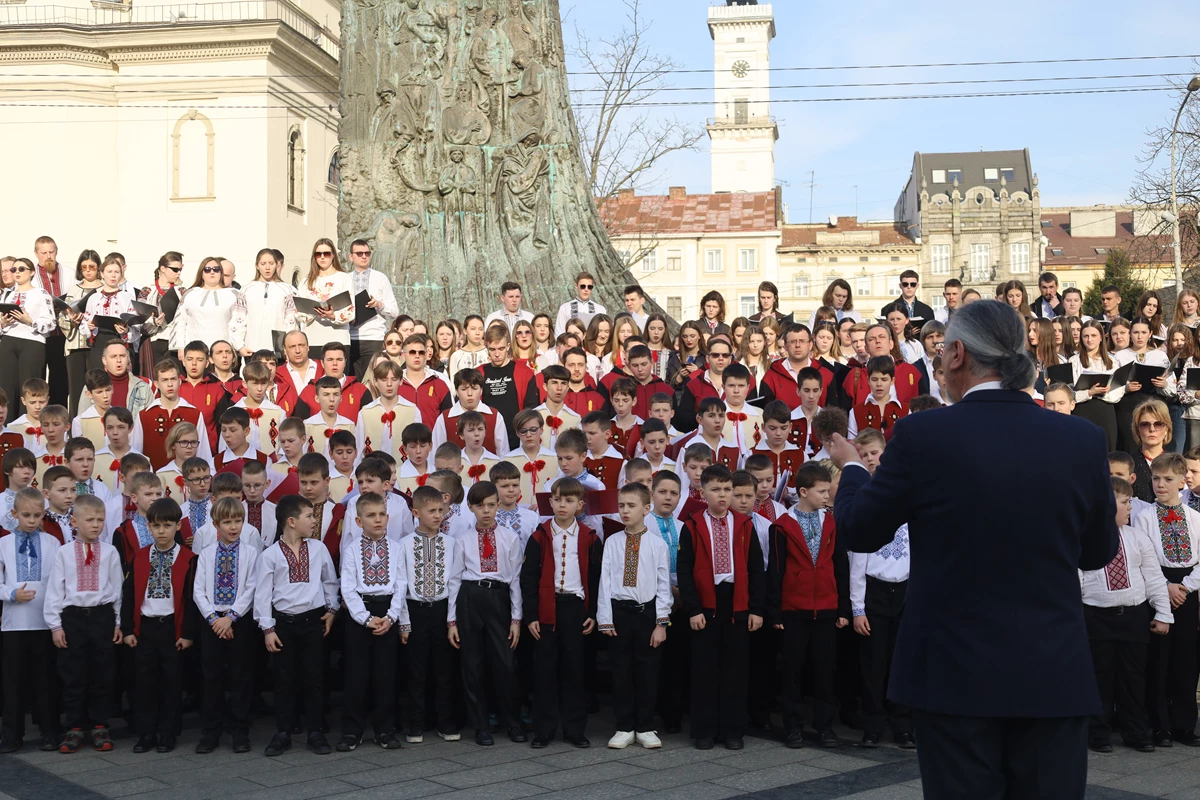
xmin=488 ymin=460 xmax=521 ymax=482
xmin=43 ymin=465 xmax=76 ymax=487
xmin=329 ymin=429 xmax=356 ymax=450
xmin=275 ymin=495 xmax=314 ymax=539
xmin=581 ymin=410 xmax=610 ymax=429
xmin=366 ymin=450 xmax=398 ymax=470
xmin=797 ymin=366 xmax=824 ymax=389
xmin=618 ymin=482 xmax=651 ymax=505
xmin=466 ymin=480 xmax=499 ymax=506
xmin=512 ymin=409 xmax=543 ymax=433
xmin=279 ymin=417 xmax=305 ymax=437
xmin=1185 ymin=445 xmax=1200 ymax=462
xmin=242 ymin=361 xmax=272 ymax=383
xmin=456 ymin=410 xmax=486 ymax=435
xmin=434 ymin=442 xmax=462 ymax=463
xmin=103 ymin=406 xmax=135 ymax=427
xmin=812 ymin=407 xmax=849 ymax=440
xmin=763 ymin=400 xmax=791 ymax=426
xmin=146 ymin=497 xmax=183 ymax=525
xmin=722 ymin=363 xmax=751 ymax=383
xmin=700 ymin=464 xmax=732 ymax=487
xmin=182 ymin=456 xmax=210 ymax=476
xmin=401 ymin=422 xmax=433 ymax=446
xmin=355 ymin=459 xmax=391 ymax=483
xmin=428 ymin=469 xmax=465 ymax=505
xmin=626 ymin=345 xmax=652 ymax=363
xmin=866 ymin=356 xmax=895 ymax=378
xmin=652 ymin=470 xmax=681 ymax=489
xmin=2 ymin=447 xmax=35 ymax=477
xmin=683 ymin=442 xmax=714 ymax=466
xmin=453 ymin=368 xmax=484 ymax=390
xmin=184 ymin=340 xmax=209 ymax=358
xmin=550 ymin=476 xmax=586 ymax=500
xmin=85 ymin=369 xmax=113 ymax=391
xmin=640 ymin=418 xmax=668 ymax=437
xmin=355 ymin=491 xmax=388 ymax=517
xmin=542 ymin=364 xmax=570 ymax=384
xmin=795 ymin=463 xmax=833 ymax=491
xmin=211 ymin=472 xmax=243 ymax=496
xmin=649 ymin=392 xmax=673 ymax=408
xmin=242 ymin=459 xmax=266 ymax=478
xmin=1107 ymin=451 xmax=1136 ymax=471
xmin=697 ymin=396 xmax=726 ymax=418
xmin=64 ymin=437 xmax=95 ymax=461
xmin=743 ymin=453 xmax=773 ymax=473
xmin=119 ymin=452 xmax=152 ymax=475
xmin=731 ymin=470 xmax=757 ymax=491
xmin=298 ymin=452 xmax=330 ymax=479
xmin=1111 ymin=476 xmax=1133 ymax=499
xmin=219 ymin=407 xmax=251 ymax=430
xmin=554 ymin=428 xmax=587 ymax=456
xmin=411 ymin=485 xmax=443 ymax=509
xmin=908 ymin=394 xmax=942 ymax=414
xmin=610 ymin=377 xmax=637 ymax=399
xmin=314 ymin=375 xmax=342 ymax=393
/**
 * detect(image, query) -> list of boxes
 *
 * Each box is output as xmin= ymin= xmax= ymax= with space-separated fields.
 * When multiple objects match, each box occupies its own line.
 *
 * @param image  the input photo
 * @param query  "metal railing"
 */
xmin=0 ymin=1 xmax=339 ymax=59
xmin=707 ymin=115 xmax=777 ymax=127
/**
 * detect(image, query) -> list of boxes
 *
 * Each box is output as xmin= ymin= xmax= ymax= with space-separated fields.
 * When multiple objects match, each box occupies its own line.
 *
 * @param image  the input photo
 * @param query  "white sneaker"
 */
xmin=635 ymin=731 xmax=662 ymax=749
xmin=438 ymin=730 xmax=461 ymax=742
xmin=608 ymin=731 xmax=636 ymax=749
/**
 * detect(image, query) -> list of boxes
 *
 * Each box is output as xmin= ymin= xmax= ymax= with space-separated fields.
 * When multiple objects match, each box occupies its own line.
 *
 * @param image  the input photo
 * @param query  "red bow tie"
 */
xmin=109 ymin=459 xmax=120 ymax=472
xmin=287 ymin=466 xmax=298 ymax=474
xmin=727 ymin=412 xmax=747 ymax=423
xmin=324 ymin=428 xmax=335 ymax=438
xmin=547 ymin=416 xmax=562 ymax=430
xmin=380 ymin=411 xmax=396 ymax=425
xmin=124 ymin=496 xmax=137 ymax=511
xmin=1164 ymin=507 xmax=1184 ymax=524
xmin=26 ymin=427 xmax=42 ymax=437
xmin=468 ymin=464 xmax=486 ymax=480
xmin=41 ymin=454 xmax=63 ymax=465
xmin=247 ymin=408 xmax=263 ymax=421
xmin=523 ymin=459 xmax=546 ymax=475
xmin=416 ymin=474 xmax=429 ymax=486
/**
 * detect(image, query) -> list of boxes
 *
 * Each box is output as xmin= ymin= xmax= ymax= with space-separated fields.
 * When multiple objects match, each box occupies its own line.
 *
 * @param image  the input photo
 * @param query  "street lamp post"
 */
xmin=1169 ymin=76 xmax=1200 ymax=291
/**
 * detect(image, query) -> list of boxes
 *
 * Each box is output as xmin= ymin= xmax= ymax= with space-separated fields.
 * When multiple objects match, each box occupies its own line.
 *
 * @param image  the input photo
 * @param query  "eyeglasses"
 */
xmin=709 ymin=351 xmax=732 ymax=359
xmin=578 ymin=283 xmax=593 ymax=290
xmin=202 ymin=266 xmax=221 ymax=274
xmin=187 ymin=475 xmax=212 ymax=484
xmin=351 ymin=250 xmax=371 ymax=257
xmin=516 ymin=330 xmax=533 ymax=336
xmin=13 ymin=266 xmax=32 ymax=274
xmin=162 ymin=264 xmax=182 ymax=273
xmin=177 ymin=440 xmax=200 ymax=447
xmin=900 ymin=281 xmax=918 ymax=288
xmin=517 ymin=427 xmax=543 ymax=436
xmin=406 ymin=349 xmax=427 ymax=356
xmin=314 ymin=251 xmax=334 ymax=258
xmin=1139 ymin=421 xmax=1167 ymax=431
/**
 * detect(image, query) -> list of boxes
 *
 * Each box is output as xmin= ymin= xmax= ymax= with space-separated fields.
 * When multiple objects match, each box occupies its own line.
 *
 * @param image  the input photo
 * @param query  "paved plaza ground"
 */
xmin=1 ymin=711 xmax=1198 ymax=800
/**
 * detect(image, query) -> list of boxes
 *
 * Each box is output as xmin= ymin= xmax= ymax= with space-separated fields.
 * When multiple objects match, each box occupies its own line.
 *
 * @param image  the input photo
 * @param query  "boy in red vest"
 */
xmin=519 ymin=477 xmax=602 ymax=748
xmin=121 ymin=497 xmax=198 ymax=753
xmin=677 ymin=464 xmax=765 ymax=751
xmin=431 ymin=369 xmax=508 ymax=456
xmin=767 ymin=463 xmax=849 ymax=750
xmin=848 ymin=357 xmax=906 ymax=441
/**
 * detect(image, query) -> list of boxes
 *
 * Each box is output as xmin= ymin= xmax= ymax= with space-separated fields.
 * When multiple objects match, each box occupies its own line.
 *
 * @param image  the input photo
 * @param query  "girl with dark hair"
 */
xmin=136 ymin=251 xmax=185 ymax=375
xmin=696 ymin=291 xmax=729 ymax=339
xmin=672 ymin=320 xmax=708 ymax=385
xmin=1069 ymin=319 xmax=1120 ymax=450
xmin=750 ymin=280 xmax=791 ymax=325
xmin=1163 ymin=323 xmax=1195 ymax=452
xmin=1135 ymin=291 xmax=1166 ymax=340
xmin=0 ymin=258 xmax=56 ymax=415
xmin=297 ymin=238 xmax=354 ymax=347
xmin=62 ymin=249 xmax=104 ymax=415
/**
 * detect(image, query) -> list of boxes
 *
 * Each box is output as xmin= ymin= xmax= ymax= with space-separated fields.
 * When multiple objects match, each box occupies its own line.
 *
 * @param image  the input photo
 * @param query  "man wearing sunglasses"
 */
xmin=554 ymin=271 xmax=606 ymax=337
xmin=880 ymin=270 xmax=934 ymax=326
xmin=346 ymin=239 xmax=399 ymax=378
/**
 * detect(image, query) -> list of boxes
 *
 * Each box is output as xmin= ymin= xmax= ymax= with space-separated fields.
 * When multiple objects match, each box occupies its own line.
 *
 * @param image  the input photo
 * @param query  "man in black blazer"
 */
xmin=828 ymin=301 xmax=1119 ymax=800
xmin=879 ymin=270 xmax=935 ymax=326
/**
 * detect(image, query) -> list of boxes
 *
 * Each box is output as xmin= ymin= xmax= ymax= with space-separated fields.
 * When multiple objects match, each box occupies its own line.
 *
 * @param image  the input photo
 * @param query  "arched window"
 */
xmin=327 ymin=149 xmax=340 ymax=187
xmin=287 ymin=125 xmax=305 ymax=210
xmin=171 ymin=109 xmax=215 ymax=201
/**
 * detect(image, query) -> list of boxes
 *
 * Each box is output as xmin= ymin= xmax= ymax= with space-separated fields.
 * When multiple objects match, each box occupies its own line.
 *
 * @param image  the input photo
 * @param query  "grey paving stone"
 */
xmin=710 ymin=746 xmax=828 ymax=771
xmin=220 ymin=778 xmax=363 ymax=800
xmin=241 ymin=757 xmax=378 ymax=787
xmin=518 ymin=782 xmax=644 ymax=800
xmin=1104 ymin=765 xmax=1200 ymax=797
xmin=111 ymin=777 xmax=265 ymax=800
xmin=529 ymin=746 xmax=646 ymax=769
xmin=439 ymin=745 xmax=547 ymax=768
xmin=1164 ymin=788 xmax=1200 ymax=800
xmin=309 ymin=779 xmax=452 ymax=800
xmin=520 ymin=760 xmax=651 ymax=790
xmin=411 ymin=781 xmax=547 ymax=800
xmin=94 ymin=777 xmax=172 ymax=797
xmin=710 ymin=763 xmax=834 ymax=792
xmin=801 ymin=753 xmax=881 ymax=774
xmin=338 ymin=758 xmax=468 ymax=789
xmin=426 ymin=758 xmax=557 ymax=789
xmin=349 ymin=745 xmax=463 ymax=767
xmin=616 ymin=761 xmax=743 ymax=791
xmin=632 ymin=784 xmax=743 ymax=800
xmin=836 ymin=787 xmax=926 ymax=800
xmin=617 ymin=745 xmax=732 ymax=770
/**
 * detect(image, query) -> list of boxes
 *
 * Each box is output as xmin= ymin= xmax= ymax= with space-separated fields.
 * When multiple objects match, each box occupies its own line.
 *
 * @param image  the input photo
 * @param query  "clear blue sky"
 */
xmin=562 ymin=0 xmax=1200 ymax=223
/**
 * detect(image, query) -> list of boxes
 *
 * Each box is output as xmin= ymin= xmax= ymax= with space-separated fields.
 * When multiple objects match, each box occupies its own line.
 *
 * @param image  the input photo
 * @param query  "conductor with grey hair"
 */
xmin=826 ymin=300 xmax=1119 ymax=799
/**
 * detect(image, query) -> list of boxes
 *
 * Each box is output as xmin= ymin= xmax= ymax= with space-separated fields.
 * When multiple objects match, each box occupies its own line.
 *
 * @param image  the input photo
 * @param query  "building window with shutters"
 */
xmin=1010 ymin=242 xmax=1030 ymax=274
xmin=666 ymin=297 xmax=682 ymax=319
xmin=641 ymin=250 xmax=657 ymax=272
xmin=739 ymin=296 xmax=757 ymax=318
xmin=856 ymin=276 xmax=871 ymax=296
xmin=666 ymin=250 xmax=681 ymax=271
xmin=705 ymin=250 xmax=723 ymax=273
xmin=931 ymin=243 xmax=951 ymax=275
xmin=794 ymin=274 xmax=809 ymax=298
xmin=287 ymin=125 xmax=305 ymax=212
xmin=738 ymin=249 xmax=757 ymax=273
xmin=971 ymin=243 xmax=991 ymax=282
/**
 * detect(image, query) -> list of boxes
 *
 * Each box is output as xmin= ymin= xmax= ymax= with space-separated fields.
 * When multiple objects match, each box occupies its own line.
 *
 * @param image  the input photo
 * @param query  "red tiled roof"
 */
xmin=1041 ymin=210 xmax=1178 ymax=267
xmin=598 ymin=188 xmax=779 ymax=235
xmin=780 ymin=217 xmax=914 ymax=248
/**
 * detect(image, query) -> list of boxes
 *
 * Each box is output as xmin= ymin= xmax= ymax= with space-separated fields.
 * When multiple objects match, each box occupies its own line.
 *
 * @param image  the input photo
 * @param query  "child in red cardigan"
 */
xmin=519 ymin=477 xmax=603 ymax=749
xmin=767 ymin=463 xmax=849 ymax=750
xmin=677 ymin=464 xmax=765 ymax=751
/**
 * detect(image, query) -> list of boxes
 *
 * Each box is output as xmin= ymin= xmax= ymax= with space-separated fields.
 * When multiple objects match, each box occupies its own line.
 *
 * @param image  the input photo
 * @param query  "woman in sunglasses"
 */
xmin=297 ymin=238 xmax=355 ymax=348
xmin=61 ymin=249 xmax=104 ymax=416
xmin=0 ymin=257 xmax=57 ymax=415
xmin=1128 ymin=400 xmax=1173 ymax=503
xmin=134 ymin=251 xmax=185 ymax=379
xmin=171 ymin=256 xmax=247 ymax=360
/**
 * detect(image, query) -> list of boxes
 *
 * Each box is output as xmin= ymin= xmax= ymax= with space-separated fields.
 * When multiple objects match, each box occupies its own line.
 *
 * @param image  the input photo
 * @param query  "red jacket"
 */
xmin=851 ymin=401 xmax=906 ymax=441
xmin=666 ymin=430 xmax=740 ymax=470
xmin=438 ymin=406 xmax=501 ymax=452
xmin=125 ymin=544 xmax=198 ymax=640
xmin=680 ymin=509 xmax=758 ymax=616
xmin=770 ymin=512 xmax=840 ymax=617
xmin=399 ymin=372 xmax=452 ymax=429
xmin=609 ymin=421 xmax=641 ymax=459
xmin=842 ymin=360 xmax=921 ymax=408
xmin=761 ymin=358 xmax=835 ymax=409
xmin=137 ymin=404 xmax=207 ymax=471
xmin=478 ymin=360 xmax=535 ymax=410
xmin=178 ymin=375 xmax=228 ymax=444
xmin=521 ymin=521 xmax=602 ymax=626
xmin=296 ymin=376 xmax=371 ymax=422
xmin=213 ymin=449 xmax=270 ymax=475
xmin=564 ymin=385 xmax=607 ymax=418
xmin=277 ymin=359 xmax=325 ymax=400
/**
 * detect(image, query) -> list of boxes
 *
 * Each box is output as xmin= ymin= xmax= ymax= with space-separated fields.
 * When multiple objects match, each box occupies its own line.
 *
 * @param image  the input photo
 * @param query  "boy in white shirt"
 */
xmin=503 ymin=410 xmax=558 ymax=510
xmin=66 ymin=437 xmax=112 ymax=502
xmin=731 ymin=470 xmax=777 ymax=734
xmin=190 ymin=473 xmax=264 ymax=555
xmin=637 ymin=419 xmax=675 ymax=475
xmin=241 ymin=460 xmax=277 ymax=544
xmin=1082 ymin=477 xmax=1172 ymax=754
xmin=648 ymin=471 xmax=685 ymax=733
xmin=32 ymin=404 xmax=69 ymax=489
xmin=395 ymin=423 xmax=434 ymax=497
xmin=302 ymin=377 xmax=355 ymax=457
xmin=490 ymin=461 xmax=538 ymax=545
xmin=1 ymin=447 xmax=37 ymax=531
xmin=459 ymin=412 xmax=502 ymax=486
xmin=1109 ymin=452 xmax=1152 ymax=522
xmin=95 ymin=407 xmax=139 ymax=495
xmin=719 ymin=365 xmax=763 ymax=454
xmin=532 ymin=366 xmax=580 ymax=450
xmin=43 ymin=494 xmax=123 ymax=754
xmin=0 ymin=487 xmax=62 ymax=752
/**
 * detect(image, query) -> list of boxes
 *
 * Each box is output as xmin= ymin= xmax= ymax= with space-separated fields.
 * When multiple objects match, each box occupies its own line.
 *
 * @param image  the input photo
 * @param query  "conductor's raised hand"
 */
xmin=826 ymin=433 xmax=861 ymax=471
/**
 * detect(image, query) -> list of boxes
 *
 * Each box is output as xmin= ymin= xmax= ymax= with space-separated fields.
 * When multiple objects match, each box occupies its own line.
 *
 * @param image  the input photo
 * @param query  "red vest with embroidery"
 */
xmin=441 ymin=407 xmax=499 ymax=451
xmin=774 ymin=512 xmax=839 ymax=613
xmin=316 ymin=501 xmax=347 ymax=573
xmin=684 ymin=510 xmax=754 ymax=613
xmin=139 ymin=405 xmax=205 ymax=471
xmin=131 ymin=544 xmax=195 ymax=639
xmin=584 ymin=455 xmax=624 ymax=491
xmin=852 ymin=401 xmax=906 ymax=440
xmin=530 ymin=521 xmax=598 ymax=626
xmin=608 ymin=421 xmax=641 ymax=459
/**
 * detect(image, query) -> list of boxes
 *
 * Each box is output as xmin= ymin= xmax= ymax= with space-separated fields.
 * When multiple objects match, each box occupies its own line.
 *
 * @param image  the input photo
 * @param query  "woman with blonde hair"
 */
xmin=512 ymin=319 xmax=539 ymax=369
xmin=1172 ymin=288 xmax=1200 ymax=329
xmin=1128 ymin=399 xmax=1172 ymax=502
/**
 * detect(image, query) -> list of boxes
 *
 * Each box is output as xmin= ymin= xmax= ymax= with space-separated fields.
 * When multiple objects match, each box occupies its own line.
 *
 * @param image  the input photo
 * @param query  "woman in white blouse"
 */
xmin=1069 ymin=320 xmax=1124 ymax=451
xmin=297 ymin=238 xmax=354 ymax=348
xmin=0 ymin=258 xmax=57 ymax=413
xmin=61 ymin=250 xmax=104 ymax=417
xmin=83 ymin=256 xmax=139 ymax=369
xmin=241 ymin=248 xmax=297 ymax=356
xmin=171 ymin=256 xmax=247 ymax=358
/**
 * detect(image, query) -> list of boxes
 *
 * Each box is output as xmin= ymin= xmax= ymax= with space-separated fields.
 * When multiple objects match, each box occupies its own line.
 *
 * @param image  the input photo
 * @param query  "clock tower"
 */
xmin=708 ymin=0 xmax=777 ymax=193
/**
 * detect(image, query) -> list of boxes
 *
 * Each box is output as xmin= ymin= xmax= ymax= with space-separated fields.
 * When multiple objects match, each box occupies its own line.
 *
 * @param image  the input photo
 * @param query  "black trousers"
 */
xmin=1073 ymin=400 xmax=1117 ymax=452
xmin=1085 ymin=603 xmax=1151 ymax=744
xmin=609 ymin=600 xmax=661 ymax=733
xmin=407 ymin=599 xmax=455 ymax=733
xmin=134 ymin=616 xmax=183 ymax=736
xmin=342 ymin=596 xmax=398 ymax=738
xmin=456 ymin=580 xmax=517 ymax=731
xmin=66 ymin=348 xmax=90 ymax=419
xmin=272 ymin=608 xmax=326 ymax=735
xmin=45 ymin=334 xmax=67 ymax=408
xmin=2 ymin=629 xmax=58 ymax=740
xmin=656 ymin=608 xmax=689 ymax=729
xmin=859 ymin=577 xmax=911 ymax=737
xmin=782 ymin=612 xmax=837 ymax=734
xmin=199 ymin=615 xmax=255 ymax=735
xmin=350 ymin=339 xmax=383 ymax=380
xmin=689 ymin=583 xmax=748 ymax=741
xmin=748 ymin=623 xmax=780 ymax=724
xmin=532 ymin=595 xmax=588 ymax=739
xmin=1147 ymin=566 xmax=1198 ymax=734
xmin=0 ymin=337 xmax=46 ymax=418
xmin=912 ymin=711 xmax=1088 ymax=800
xmin=57 ymin=605 xmax=116 ymax=729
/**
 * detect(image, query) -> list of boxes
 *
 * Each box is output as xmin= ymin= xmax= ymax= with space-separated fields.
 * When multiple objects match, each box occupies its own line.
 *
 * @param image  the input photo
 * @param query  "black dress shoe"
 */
xmin=308 ymin=732 xmax=332 ymax=755
xmin=531 ymin=735 xmax=551 ymax=749
xmin=475 ymin=729 xmax=494 ymax=746
xmin=784 ymin=730 xmax=805 ymax=749
xmin=195 ymin=734 xmax=220 ymax=754
xmin=156 ymin=736 xmax=176 ymax=753
xmin=695 ymin=737 xmax=715 ymax=750
xmin=509 ymin=726 xmax=528 ymax=743
xmin=1088 ymin=739 xmax=1113 ymax=754
xmin=896 ymin=732 xmax=916 ymax=749
xmin=1154 ymin=731 xmax=1174 ymax=747
xmin=232 ymin=731 xmax=251 ymax=754
xmin=724 ymin=737 xmax=744 ymax=750
xmin=132 ymin=734 xmax=156 ymax=754
xmin=375 ymin=732 xmax=403 ymax=750
xmin=0 ymin=736 xmax=21 ymax=754
xmin=336 ymin=734 xmax=359 ymax=752
xmin=1174 ymin=730 xmax=1200 ymax=747
xmin=39 ymin=734 xmax=59 ymax=752
xmin=264 ymin=732 xmax=291 ymax=757
xmin=564 ymin=735 xmax=590 ymax=748
xmin=1131 ymin=741 xmax=1156 ymax=753
xmin=858 ymin=732 xmax=881 ymax=748
xmin=819 ymin=729 xmax=839 ymax=748
xmin=664 ymin=723 xmax=682 ymax=735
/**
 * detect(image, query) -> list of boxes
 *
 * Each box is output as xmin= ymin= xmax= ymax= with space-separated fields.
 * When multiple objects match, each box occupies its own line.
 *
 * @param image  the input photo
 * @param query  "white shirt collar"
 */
xmin=964 ymin=380 xmax=1004 ymax=397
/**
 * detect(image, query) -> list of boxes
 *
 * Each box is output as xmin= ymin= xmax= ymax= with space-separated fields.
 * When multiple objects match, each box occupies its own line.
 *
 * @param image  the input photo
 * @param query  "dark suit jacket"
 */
xmin=833 ymin=388 xmax=1118 ymax=718
xmin=1031 ymin=296 xmax=1064 ymax=319
xmin=880 ymin=299 xmax=935 ymax=325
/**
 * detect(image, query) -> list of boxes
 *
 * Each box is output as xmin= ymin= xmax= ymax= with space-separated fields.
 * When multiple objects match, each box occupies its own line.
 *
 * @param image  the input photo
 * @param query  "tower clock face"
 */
xmin=731 ymin=60 xmax=750 ymax=78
